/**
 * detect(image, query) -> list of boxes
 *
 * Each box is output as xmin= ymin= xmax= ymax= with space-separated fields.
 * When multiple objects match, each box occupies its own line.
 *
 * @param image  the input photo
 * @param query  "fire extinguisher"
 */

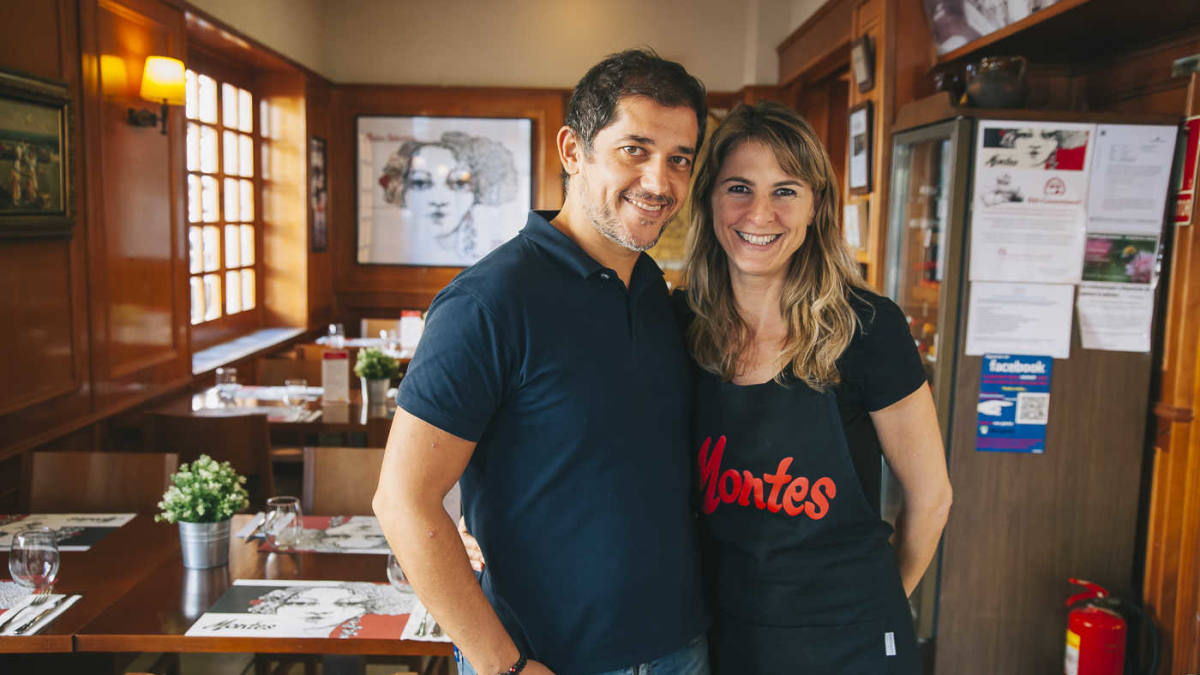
xmin=1065 ymin=578 xmax=1160 ymax=675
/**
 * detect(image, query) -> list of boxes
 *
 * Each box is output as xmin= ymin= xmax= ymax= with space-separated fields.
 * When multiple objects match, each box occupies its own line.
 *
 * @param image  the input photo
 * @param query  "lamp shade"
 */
xmin=139 ymin=56 xmax=185 ymax=106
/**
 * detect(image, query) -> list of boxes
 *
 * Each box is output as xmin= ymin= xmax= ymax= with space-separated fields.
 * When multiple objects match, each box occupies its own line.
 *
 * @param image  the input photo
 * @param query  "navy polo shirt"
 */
xmin=398 ymin=211 xmax=707 ymax=675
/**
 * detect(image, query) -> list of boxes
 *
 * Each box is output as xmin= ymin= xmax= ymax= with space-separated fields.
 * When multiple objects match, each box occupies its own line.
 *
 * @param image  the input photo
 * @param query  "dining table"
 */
xmin=73 ymin=514 xmax=454 ymax=659
xmin=0 ymin=515 xmax=179 ymax=654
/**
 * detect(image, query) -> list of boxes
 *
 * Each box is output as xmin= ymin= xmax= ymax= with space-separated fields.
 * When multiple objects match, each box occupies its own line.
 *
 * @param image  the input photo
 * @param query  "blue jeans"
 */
xmin=457 ymin=634 xmax=710 ymax=675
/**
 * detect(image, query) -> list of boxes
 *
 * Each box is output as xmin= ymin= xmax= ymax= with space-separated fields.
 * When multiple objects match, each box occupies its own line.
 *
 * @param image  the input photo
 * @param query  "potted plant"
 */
xmin=354 ymin=347 xmax=400 ymax=405
xmin=156 ymin=454 xmax=250 ymax=569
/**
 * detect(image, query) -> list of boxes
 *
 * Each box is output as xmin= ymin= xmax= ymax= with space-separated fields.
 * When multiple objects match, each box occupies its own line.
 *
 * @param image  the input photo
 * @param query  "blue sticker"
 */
xmin=976 ymin=354 xmax=1052 ymax=454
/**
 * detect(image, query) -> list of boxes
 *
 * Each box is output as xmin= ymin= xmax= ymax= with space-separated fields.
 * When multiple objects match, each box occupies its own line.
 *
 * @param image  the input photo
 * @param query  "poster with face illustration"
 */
xmin=356 ymin=116 xmax=533 ymax=267
xmin=0 ymin=514 xmax=135 ymax=551
xmin=254 ymin=515 xmax=391 ymax=555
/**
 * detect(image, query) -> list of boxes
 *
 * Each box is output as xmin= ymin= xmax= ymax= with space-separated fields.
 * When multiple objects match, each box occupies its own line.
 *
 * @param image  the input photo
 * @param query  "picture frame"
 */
xmin=848 ymin=101 xmax=873 ymax=195
xmin=850 ymin=35 xmax=875 ymax=94
xmin=309 ymin=136 xmax=328 ymax=252
xmin=355 ymin=114 xmax=534 ymax=267
xmin=0 ymin=69 xmax=74 ymax=239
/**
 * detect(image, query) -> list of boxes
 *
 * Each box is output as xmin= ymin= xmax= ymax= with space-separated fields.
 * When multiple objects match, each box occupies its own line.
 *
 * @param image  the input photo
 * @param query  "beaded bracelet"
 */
xmin=496 ymin=652 xmax=527 ymax=675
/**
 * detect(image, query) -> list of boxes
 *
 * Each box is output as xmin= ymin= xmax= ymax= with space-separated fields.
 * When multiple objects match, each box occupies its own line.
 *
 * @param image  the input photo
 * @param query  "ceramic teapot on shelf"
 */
xmin=965 ymin=56 xmax=1030 ymax=109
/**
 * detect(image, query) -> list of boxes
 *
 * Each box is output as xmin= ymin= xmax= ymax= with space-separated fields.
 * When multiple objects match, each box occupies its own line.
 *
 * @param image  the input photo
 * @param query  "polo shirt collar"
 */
xmin=521 ymin=210 xmax=665 ymax=285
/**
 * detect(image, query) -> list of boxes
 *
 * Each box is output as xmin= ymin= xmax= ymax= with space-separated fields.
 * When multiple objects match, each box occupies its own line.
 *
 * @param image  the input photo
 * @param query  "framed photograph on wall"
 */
xmin=309 ymin=136 xmax=328 ymax=252
xmin=850 ymin=36 xmax=875 ymax=94
xmin=848 ymin=101 xmax=873 ymax=195
xmin=0 ymin=70 xmax=73 ymax=239
xmin=355 ymin=115 xmax=533 ymax=267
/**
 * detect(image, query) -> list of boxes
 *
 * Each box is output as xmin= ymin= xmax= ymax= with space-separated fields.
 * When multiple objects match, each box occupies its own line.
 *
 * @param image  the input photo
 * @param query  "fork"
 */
xmin=0 ymin=587 xmax=54 ymax=633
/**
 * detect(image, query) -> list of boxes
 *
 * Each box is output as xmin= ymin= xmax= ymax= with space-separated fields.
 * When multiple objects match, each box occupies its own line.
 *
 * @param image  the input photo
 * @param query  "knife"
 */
xmin=10 ymin=596 xmax=66 ymax=635
xmin=0 ymin=599 xmax=35 ymax=632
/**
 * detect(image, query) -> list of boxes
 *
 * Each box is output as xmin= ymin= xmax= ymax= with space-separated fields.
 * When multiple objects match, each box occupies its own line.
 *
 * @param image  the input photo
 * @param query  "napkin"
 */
xmin=0 ymin=593 xmax=81 ymax=636
xmin=400 ymin=599 xmax=452 ymax=642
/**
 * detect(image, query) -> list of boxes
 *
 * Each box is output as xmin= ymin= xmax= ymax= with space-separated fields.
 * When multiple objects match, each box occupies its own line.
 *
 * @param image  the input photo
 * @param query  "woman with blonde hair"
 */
xmin=679 ymin=101 xmax=950 ymax=673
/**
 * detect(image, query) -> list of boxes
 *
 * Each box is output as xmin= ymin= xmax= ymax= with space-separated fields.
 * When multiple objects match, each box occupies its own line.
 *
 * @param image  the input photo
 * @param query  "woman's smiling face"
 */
xmin=711 ymin=140 xmax=816 ymax=284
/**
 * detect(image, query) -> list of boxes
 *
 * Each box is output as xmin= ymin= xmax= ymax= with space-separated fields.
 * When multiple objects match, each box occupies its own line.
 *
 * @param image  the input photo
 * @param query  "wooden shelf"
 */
xmin=894 ymin=91 xmax=1180 ymax=134
xmin=934 ymin=0 xmax=1200 ymax=69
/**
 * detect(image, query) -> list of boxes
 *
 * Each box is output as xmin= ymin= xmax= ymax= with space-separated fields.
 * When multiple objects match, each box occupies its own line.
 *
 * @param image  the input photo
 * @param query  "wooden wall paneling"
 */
xmin=777 ymin=0 xmax=854 ymax=87
xmin=305 ymin=76 xmax=334 ymax=329
xmin=1142 ymin=71 xmax=1200 ymax=675
xmin=81 ymin=0 xmax=190 ymax=416
xmin=330 ymin=85 xmax=568 ymax=315
xmin=258 ymin=66 xmax=309 ymax=329
xmin=849 ymin=0 xmax=887 ymax=290
xmin=0 ymin=0 xmax=93 ymax=460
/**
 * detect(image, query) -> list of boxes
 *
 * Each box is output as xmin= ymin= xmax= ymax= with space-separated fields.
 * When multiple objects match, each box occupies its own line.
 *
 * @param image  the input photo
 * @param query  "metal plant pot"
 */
xmin=361 ymin=377 xmax=390 ymax=406
xmin=178 ymin=519 xmax=231 ymax=569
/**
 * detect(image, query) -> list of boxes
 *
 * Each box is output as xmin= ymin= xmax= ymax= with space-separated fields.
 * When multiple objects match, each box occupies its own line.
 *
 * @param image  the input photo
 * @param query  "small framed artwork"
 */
xmin=309 ymin=136 xmax=328 ymax=252
xmin=0 ymin=70 xmax=73 ymax=239
xmin=850 ymin=35 xmax=875 ymax=94
xmin=355 ymin=115 xmax=533 ymax=267
xmin=848 ymin=101 xmax=873 ymax=195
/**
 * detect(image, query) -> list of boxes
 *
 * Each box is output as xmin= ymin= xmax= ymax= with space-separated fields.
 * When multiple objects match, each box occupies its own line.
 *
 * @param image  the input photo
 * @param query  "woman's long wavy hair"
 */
xmin=685 ymin=102 xmax=869 ymax=389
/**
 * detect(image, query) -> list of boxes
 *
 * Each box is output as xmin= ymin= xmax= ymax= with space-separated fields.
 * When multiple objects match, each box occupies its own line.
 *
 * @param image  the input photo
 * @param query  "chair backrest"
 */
xmin=256 ymin=357 xmax=323 ymax=386
xmin=147 ymin=413 xmax=275 ymax=509
xmin=302 ymin=447 xmax=386 ymax=516
xmin=361 ymin=318 xmax=400 ymax=339
xmin=22 ymin=451 xmax=179 ymax=513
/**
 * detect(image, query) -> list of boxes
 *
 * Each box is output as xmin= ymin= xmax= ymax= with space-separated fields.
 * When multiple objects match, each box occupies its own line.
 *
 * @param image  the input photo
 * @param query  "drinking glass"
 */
xmin=328 ymin=322 xmax=346 ymax=348
xmin=8 ymin=528 xmax=59 ymax=591
xmin=265 ymin=496 xmax=304 ymax=550
xmin=386 ymin=552 xmax=407 ymax=588
xmin=283 ymin=378 xmax=307 ymax=420
xmin=215 ymin=366 xmax=239 ymax=405
xmin=382 ymin=328 xmax=401 ymax=353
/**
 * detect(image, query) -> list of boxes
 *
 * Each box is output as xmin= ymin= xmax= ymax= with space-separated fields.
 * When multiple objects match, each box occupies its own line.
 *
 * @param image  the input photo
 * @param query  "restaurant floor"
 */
xmin=126 ymin=653 xmax=422 ymax=674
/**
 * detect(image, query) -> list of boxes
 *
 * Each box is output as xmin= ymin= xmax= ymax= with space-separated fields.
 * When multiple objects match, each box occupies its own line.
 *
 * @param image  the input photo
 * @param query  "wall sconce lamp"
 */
xmin=127 ymin=56 xmax=185 ymax=135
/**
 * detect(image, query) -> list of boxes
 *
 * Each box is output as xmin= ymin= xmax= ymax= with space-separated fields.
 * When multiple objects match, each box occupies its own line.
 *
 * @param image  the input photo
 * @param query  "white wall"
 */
xmin=186 ymin=0 xmax=827 ymax=90
xmin=187 ymin=0 xmax=327 ymax=76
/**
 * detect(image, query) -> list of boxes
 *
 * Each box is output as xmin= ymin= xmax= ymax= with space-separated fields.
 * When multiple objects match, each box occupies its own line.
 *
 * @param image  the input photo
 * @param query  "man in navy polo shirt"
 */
xmin=373 ymin=49 xmax=709 ymax=675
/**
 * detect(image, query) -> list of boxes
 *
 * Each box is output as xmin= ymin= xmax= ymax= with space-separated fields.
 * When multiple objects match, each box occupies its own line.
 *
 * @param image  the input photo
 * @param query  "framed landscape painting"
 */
xmin=0 ymin=70 xmax=73 ymax=239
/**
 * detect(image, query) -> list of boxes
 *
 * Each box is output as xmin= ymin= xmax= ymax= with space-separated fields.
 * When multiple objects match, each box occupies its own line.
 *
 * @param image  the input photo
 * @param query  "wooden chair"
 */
xmin=21 ymin=451 xmax=179 ymax=513
xmin=256 ymin=356 xmax=323 ymax=386
xmin=146 ymin=413 xmax=275 ymax=509
xmin=302 ymin=446 xmax=386 ymax=516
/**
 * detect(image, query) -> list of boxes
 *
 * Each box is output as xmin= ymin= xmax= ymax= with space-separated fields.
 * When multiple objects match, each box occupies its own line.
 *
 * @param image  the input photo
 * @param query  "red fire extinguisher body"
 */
xmin=1066 ymin=604 xmax=1126 ymax=675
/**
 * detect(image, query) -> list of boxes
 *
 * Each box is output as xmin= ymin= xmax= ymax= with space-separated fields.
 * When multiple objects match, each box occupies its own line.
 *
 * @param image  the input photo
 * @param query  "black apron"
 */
xmin=693 ymin=370 xmax=920 ymax=675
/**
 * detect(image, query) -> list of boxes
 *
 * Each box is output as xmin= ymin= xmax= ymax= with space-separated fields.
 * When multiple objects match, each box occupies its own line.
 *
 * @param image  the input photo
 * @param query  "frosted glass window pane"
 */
xmin=241 ymin=269 xmax=255 ymax=309
xmin=190 ymin=276 xmax=204 ymax=325
xmin=238 ymin=89 xmax=253 ymax=133
xmin=186 ymin=123 xmax=199 ymax=172
xmin=187 ymin=175 xmax=200 ymax=224
xmin=203 ymin=274 xmax=221 ymax=321
xmin=225 ymin=270 xmax=241 ymax=314
xmin=188 ymin=226 xmax=203 ymax=274
xmin=259 ymin=100 xmax=270 ymax=138
xmin=240 ymin=225 xmax=254 ymax=266
xmin=261 ymin=142 xmax=270 ymax=180
xmin=185 ymin=70 xmax=198 ymax=120
xmin=222 ymin=83 xmax=237 ymax=129
xmin=200 ymin=126 xmax=218 ymax=173
xmin=224 ymin=225 xmax=240 ymax=268
xmin=239 ymin=134 xmax=253 ymax=177
xmin=201 ymin=176 xmax=219 ymax=223
xmin=224 ymin=177 xmax=239 ymax=222
xmin=202 ymin=226 xmax=220 ymax=272
xmin=239 ymin=179 xmax=254 ymax=221
xmin=223 ymin=130 xmax=238 ymax=177
xmin=198 ymin=74 xmax=217 ymax=124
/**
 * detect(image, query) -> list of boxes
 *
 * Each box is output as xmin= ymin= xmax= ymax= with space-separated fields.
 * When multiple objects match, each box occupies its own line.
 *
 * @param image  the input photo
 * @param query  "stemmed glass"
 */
xmin=8 ymin=528 xmax=59 ymax=592
xmin=215 ymin=366 xmax=240 ymax=406
xmin=264 ymin=496 xmax=303 ymax=550
xmin=283 ymin=378 xmax=307 ymax=421
xmin=386 ymin=552 xmax=406 ymax=588
xmin=328 ymin=323 xmax=346 ymax=348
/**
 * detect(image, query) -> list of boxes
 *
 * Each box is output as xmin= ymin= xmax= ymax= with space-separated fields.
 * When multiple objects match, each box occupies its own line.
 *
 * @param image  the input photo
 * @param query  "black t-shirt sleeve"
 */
xmin=397 ymin=285 xmax=519 ymax=442
xmin=850 ymin=293 xmax=927 ymax=412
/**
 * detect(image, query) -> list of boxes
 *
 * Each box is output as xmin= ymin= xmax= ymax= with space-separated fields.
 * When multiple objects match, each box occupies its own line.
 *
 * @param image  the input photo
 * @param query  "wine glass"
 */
xmin=215 ymin=366 xmax=239 ymax=405
xmin=283 ymin=379 xmax=307 ymax=420
xmin=386 ymin=552 xmax=407 ymax=588
xmin=328 ymin=323 xmax=346 ymax=348
xmin=8 ymin=528 xmax=59 ymax=592
xmin=264 ymin=496 xmax=303 ymax=550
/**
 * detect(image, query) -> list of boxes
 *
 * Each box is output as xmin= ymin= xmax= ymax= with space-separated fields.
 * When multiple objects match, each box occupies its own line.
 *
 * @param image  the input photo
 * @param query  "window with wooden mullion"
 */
xmin=185 ymin=57 xmax=261 ymax=350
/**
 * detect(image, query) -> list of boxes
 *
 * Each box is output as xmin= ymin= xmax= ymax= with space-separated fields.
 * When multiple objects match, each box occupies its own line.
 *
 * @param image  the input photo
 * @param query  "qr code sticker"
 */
xmin=1016 ymin=393 xmax=1050 ymax=425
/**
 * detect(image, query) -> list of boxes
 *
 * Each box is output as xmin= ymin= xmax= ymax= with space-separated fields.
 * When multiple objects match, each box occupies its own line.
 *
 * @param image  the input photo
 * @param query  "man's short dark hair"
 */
xmin=562 ymin=47 xmax=707 ymax=190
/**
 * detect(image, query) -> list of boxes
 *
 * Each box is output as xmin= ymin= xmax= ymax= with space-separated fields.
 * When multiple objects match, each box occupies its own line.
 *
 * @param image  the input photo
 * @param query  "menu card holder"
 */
xmin=322 ymin=350 xmax=350 ymax=402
